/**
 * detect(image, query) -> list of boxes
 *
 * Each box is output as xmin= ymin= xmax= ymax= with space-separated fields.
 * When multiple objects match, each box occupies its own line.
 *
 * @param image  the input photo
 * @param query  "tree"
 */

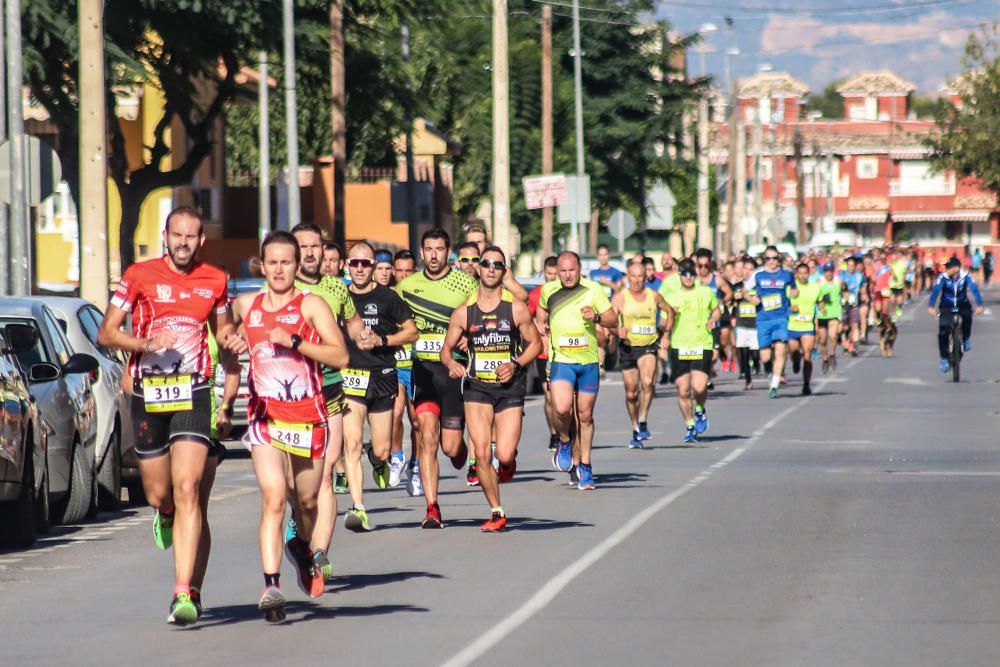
xmin=805 ymin=80 xmax=846 ymax=120
xmin=925 ymin=24 xmax=1000 ymax=201
xmin=23 ymin=0 xmax=278 ymax=269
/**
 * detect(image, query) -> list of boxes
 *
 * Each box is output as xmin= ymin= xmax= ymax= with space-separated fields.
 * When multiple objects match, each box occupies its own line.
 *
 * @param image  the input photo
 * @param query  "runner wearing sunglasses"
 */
xmin=441 ymin=247 xmax=542 ymax=531
xmin=340 ymin=242 xmax=418 ymax=532
xmin=744 ymin=245 xmax=797 ymax=398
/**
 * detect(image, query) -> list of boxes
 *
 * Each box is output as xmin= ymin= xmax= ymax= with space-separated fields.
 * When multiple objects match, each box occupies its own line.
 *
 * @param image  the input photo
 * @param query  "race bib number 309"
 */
xmin=143 ymin=375 xmax=193 ymax=413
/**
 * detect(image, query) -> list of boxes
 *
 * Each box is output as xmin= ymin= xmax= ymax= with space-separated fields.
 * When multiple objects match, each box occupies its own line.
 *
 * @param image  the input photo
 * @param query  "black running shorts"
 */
xmin=413 ymin=361 xmax=465 ymax=430
xmin=131 ymin=385 xmax=212 ymax=460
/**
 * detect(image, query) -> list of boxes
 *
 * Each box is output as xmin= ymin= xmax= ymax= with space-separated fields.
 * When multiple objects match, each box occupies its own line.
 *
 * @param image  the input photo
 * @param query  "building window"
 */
xmin=857 ymin=158 xmax=878 ymax=179
xmin=759 ymin=158 xmax=773 ymax=180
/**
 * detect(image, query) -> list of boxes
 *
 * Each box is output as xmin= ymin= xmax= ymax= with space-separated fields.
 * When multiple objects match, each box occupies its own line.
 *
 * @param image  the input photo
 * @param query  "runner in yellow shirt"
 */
xmin=787 ymin=263 xmax=822 ymax=396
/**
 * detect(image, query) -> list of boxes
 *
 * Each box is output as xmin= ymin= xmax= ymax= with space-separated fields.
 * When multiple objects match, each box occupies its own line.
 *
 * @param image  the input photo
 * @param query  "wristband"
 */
xmin=290 ymin=334 xmax=303 ymax=351
xmin=142 ymin=338 xmax=152 ymax=353
xmin=379 ymin=332 xmax=388 ymax=347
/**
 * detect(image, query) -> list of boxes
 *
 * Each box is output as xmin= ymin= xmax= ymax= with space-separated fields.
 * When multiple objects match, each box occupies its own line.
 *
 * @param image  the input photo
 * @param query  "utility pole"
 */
xmin=571 ymin=0 xmax=585 ymax=253
xmin=769 ymin=121 xmax=778 ymax=244
xmin=793 ymin=125 xmax=806 ymax=244
xmin=696 ymin=95 xmax=711 ymax=251
xmin=7 ymin=0 xmax=27 ymax=294
xmin=0 ymin=6 xmax=8 ymax=294
xmin=723 ymin=46 xmax=739 ymax=255
xmin=329 ymin=0 xmax=346 ymax=246
xmin=258 ymin=51 xmax=271 ymax=244
xmin=78 ymin=0 xmax=109 ymax=307
xmin=540 ymin=3 xmax=553 ymax=258
xmin=401 ymin=24 xmax=419 ymax=250
xmin=734 ymin=114 xmax=746 ymax=253
xmin=492 ymin=0 xmax=511 ymax=254
xmin=751 ymin=110 xmax=763 ymax=246
xmin=282 ymin=0 xmax=301 ymax=228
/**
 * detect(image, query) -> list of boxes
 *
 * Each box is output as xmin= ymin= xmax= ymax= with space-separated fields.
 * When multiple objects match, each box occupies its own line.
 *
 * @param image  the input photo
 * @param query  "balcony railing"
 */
xmin=889 ymin=176 xmax=955 ymax=197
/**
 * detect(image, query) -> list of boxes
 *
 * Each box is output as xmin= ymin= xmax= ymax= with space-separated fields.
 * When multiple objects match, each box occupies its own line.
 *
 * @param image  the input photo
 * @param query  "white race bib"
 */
xmin=143 ymin=375 xmax=193 ymax=413
xmin=394 ymin=346 xmax=411 ymax=362
xmin=677 ymin=348 xmax=703 ymax=361
xmin=762 ymin=294 xmax=782 ymax=311
xmin=473 ymin=352 xmax=510 ymax=380
xmin=415 ymin=334 xmax=445 ymax=360
xmin=631 ymin=324 xmax=656 ymax=336
xmin=738 ymin=303 xmax=757 ymax=317
xmin=792 ymin=313 xmax=812 ymax=323
xmin=558 ymin=335 xmax=588 ymax=350
xmin=342 ymin=368 xmax=371 ymax=396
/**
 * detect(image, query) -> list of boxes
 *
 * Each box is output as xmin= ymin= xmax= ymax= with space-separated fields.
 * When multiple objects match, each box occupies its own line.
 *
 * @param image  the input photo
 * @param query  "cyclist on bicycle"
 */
xmin=927 ymin=257 xmax=984 ymax=373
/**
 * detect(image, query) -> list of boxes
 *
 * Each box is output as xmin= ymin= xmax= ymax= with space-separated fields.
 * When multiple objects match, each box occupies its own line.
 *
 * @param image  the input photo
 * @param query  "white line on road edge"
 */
xmin=442 ymin=355 xmax=865 ymax=667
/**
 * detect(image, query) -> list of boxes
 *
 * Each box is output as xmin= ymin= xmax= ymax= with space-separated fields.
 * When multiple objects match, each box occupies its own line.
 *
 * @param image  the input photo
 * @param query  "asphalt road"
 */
xmin=3 ymin=291 xmax=999 ymax=666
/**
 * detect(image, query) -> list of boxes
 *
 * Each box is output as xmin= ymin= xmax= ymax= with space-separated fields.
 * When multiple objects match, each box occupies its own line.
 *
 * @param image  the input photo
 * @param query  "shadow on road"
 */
xmin=328 ymin=570 xmax=444 ymax=593
xmin=505 ymin=516 xmax=594 ymax=531
xmin=196 ymin=601 xmax=428 ymax=627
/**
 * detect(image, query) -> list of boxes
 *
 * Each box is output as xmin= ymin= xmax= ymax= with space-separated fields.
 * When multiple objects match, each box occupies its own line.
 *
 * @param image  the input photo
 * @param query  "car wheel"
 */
xmin=0 ymin=441 xmax=36 ymax=548
xmin=54 ymin=439 xmax=95 ymax=524
xmin=96 ymin=424 xmax=122 ymax=511
xmin=34 ymin=445 xmax=50 ymax=534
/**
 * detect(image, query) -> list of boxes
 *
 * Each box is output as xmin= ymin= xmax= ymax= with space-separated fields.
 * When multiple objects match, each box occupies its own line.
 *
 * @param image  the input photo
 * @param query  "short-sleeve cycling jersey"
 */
xmin=890 ymin=259 xmax=907 ymax=289
xmin=295 ymin=274 xmax=355 ymax=386
xmin=840 ymin=271 xmax=864 ymax=307
xmin=539 ymin=277 xmax=612 ymax=365
xmin=788 ymin=282 xmax=821 ymax=332
xmin=589 ymin=265 xmax=623 ymax=298
xmin=620 ymin=288 xmax=659 ymax=346
xmin=665 ymin=284 xmax=716 ymax=353
xmin=745 ymin=268 xmax=795 ymax=322
xmin=397 ymin=268 xmax=479 ymax=363
xmin=818 ymin=277 xmax=843 ymax=320
xmin=111 ymin=257 xmax=228 ymax=386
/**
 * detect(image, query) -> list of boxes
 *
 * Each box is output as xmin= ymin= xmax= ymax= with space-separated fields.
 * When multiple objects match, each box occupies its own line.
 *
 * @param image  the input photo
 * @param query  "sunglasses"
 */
xmin=679 ymin=271 xmax=696 ymax=278
xmin=458 ymin=256 xmax=481 ymax=264
xmin=479 ymin=259 xmax=506 ymax=271
xmin=763 ymin=255 xmax=780 ymax=261
xmin=347 ymin=258 xmax=376 ymax=268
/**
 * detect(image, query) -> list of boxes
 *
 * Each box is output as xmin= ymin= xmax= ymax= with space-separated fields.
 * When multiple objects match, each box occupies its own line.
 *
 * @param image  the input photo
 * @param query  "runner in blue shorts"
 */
xmin=744 ymin=245 xmax=797 ymax=398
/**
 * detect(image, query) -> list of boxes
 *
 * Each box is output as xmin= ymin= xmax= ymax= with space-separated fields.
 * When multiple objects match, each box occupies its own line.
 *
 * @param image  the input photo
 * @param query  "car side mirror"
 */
xmin=64 ymin=353 xmax=100 ymax=375
xmin=5 ymin=323 xmax=39 ymax=353
xmin=29 ymin=362 xmax=61 ymax=383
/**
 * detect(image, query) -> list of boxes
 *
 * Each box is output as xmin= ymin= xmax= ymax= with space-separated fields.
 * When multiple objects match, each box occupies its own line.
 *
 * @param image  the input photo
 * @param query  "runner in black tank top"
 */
xmin=441 ymin=246 xmax=542 ymax=532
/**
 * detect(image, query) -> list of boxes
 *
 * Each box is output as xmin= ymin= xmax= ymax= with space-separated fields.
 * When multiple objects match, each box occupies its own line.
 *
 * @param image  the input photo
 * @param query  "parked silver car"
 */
xmin=0 ymin=299 xmax=99 ymax=524
xmin=33 ymin=297 xmax=141 ymax=509
xmin=0 ymin=324 xmax=48 ymax=547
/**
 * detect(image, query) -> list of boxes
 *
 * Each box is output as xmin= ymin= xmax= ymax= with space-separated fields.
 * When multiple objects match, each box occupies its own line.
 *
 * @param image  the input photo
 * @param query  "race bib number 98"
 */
xmin=143 ymin=375 xmax=193 ymax=413
xmin=558 ymin=335 xmax=588 ymax=350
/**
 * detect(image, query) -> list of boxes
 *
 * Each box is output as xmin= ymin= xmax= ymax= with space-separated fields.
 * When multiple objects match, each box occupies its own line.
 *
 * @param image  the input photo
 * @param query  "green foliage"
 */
xmin=925 ymin=24 xmax=1000 ymax=199
xmin=805 ymin=80 xmax=845 ymax=120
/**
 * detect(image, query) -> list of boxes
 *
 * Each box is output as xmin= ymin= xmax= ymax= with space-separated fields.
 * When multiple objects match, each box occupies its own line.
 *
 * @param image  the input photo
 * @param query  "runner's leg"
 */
xmin=342 ymin=401 xmax=368 ymax=510
xmin=416 ymin=411 xmax=442 ymax=505
xmin=251 ymin=443 xmax=287 ymax=575
xmin=465 ymin=402 xmax=498 ymax=508
xmin=637 ymin=354 xmax=656 ymax=424
xmin=313 ymin=413 xmax=343 ymax=553
xmin=576 ymin=392 xmax=599 ymax=466
xmin=622 ymin=367 xmax=640 ymax=430
xmin=191 ymin=456 xmax=217 ymax=592
xmin=169 ymin=439 xmax=208 ymax=591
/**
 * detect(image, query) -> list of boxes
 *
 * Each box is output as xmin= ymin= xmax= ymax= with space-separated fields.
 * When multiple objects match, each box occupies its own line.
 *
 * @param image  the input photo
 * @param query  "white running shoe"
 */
xmin=407 ymin=465 xmax=423 ymax=497
xmin=388 ymin=456 xmax=405 ymax=488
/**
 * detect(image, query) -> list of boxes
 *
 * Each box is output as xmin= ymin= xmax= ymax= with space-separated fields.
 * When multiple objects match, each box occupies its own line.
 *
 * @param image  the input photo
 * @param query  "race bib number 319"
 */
xmin=143 ymin=375 xmax=193 ymax=413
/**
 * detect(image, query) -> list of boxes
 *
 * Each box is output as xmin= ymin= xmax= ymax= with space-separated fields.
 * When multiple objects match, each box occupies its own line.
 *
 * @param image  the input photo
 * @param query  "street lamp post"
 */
xmin=696 ymin=23 xmax=716 ymax=252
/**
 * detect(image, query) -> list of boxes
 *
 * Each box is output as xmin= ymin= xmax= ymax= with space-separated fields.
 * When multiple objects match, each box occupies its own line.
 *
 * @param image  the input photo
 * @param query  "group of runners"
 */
xmin=97 ymin=207 xmax=986 ymax=626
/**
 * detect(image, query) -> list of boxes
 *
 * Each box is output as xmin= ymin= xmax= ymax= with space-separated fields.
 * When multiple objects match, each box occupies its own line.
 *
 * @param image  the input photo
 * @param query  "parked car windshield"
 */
xmin=42 ymin=308 xmax=71 ymax=366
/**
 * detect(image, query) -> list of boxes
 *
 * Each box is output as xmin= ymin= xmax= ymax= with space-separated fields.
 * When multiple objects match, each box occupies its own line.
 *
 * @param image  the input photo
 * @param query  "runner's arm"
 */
xmin=654 ymin=293 xmax=675 ymax=334
xmin=535 ymin=304 xmax=550 ymax=334
xmin=502 ymin=273 xmax=530 ymax=302
xmin=927 ymin=278 xmax=942 ymax=313
xmin=97 ymin=304 xmax=175 ymax=353
xmin=717 ymin=278 xmax=734 ymax=305
xmin=209 ymin=305 xmax=246 ymax=355
xmin=707 ymin=304 xmax=721 ymax=330
xmin=294 ymin=294 xmax=350 ymax=369
xmin=512 ymin=300 xmax=542 ymax=368
xmin=610 ymin=292 xmax=626 ymax=338
xmin=440 ymin=306 xmax=469 ymax=378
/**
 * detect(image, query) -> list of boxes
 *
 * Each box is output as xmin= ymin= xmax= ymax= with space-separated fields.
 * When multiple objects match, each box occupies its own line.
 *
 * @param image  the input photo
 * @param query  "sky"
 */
xmin=651 ymin=0 xmax=998 ymax=96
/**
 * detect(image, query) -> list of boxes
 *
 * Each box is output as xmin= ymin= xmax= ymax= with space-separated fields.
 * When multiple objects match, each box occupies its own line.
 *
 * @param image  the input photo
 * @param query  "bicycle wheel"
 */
xmin=951 ymin=317 xmax=961 ymax=382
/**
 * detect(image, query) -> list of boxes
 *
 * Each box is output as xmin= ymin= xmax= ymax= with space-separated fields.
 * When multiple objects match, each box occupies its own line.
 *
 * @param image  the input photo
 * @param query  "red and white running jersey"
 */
xmin=245 ymin=291 xmax=326 ymax=425
xmin=111 ymin=257 xmax=228 ymax=385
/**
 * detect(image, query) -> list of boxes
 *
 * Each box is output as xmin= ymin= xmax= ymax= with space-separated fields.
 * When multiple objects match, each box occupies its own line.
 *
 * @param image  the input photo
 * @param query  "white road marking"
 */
xmin=784 ymin=439 xmax=874 ymax=445
xmin=442 ymin=355 xmax=865 ymax=667
xmin=886 ymin=470 xmax=1000 ymax=477
xmin=883 ymin=377 xmax=932 ymax=386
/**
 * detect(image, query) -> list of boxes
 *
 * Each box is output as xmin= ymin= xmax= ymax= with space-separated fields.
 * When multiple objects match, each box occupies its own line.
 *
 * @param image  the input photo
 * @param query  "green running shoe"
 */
xmin=344 ymin=506 xmax=372 ymax=532
xmin=153 ymin=510 xmax=174 ymax=550
xmin=312 ymin=549 xmax=333 ymax=581
xmin=372 ymin=461 xmax=389 ymax=489
xmin=334 ymin=472 xmax=348 ymax=494
xmin=167 ymin=592 xmax=198 ymax=626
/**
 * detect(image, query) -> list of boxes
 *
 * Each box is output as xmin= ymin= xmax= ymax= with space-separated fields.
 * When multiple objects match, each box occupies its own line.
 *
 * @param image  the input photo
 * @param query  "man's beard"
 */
xmin=300 ymin=257 xmax=321 ymax=279
xmin=167 ymin=244 xmax=195 ymax=269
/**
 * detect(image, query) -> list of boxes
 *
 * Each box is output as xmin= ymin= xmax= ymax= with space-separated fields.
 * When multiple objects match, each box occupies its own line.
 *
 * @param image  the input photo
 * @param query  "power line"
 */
xmin=655 ymin=0 xmax=982 ymax=17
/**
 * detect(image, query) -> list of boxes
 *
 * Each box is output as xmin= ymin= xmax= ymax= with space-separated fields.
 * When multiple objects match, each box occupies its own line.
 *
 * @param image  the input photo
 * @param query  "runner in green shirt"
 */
xmin=787 ymin=263 xmax=821 ymax=396
xmin=816 ymin=261 xmax=844 ymax=374
xmin=535 ymin=252 xmax=617 ymax=490
xmin=663 ymin=258 xmax=720 ymax=444
xmin=397 ymin=229 xmax=479 ymax=528
xmin=288 ymin=222 xmax=373 ymax=580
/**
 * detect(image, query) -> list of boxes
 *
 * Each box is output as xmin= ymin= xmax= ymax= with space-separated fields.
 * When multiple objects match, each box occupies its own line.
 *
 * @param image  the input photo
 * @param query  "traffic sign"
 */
xmin=607 ymin=209 xmax=636 ymax=240
xmin=646 ymin=181 xmax=676 ymax=230
xmin=0 ymin=136 xmax=62 ymax=205
xmin=522 ymin=173 xmax=567 ymax=210
xmin=557 ymin=175 xmax=591 ymax=224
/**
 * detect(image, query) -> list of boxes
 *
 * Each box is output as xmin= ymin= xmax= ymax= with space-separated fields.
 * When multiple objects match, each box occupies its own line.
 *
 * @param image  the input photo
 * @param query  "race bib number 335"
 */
xmin=143 ymin=375 xmax=193 ymax=413
xmin=415 ymin=335 xmax=445 ymax=360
